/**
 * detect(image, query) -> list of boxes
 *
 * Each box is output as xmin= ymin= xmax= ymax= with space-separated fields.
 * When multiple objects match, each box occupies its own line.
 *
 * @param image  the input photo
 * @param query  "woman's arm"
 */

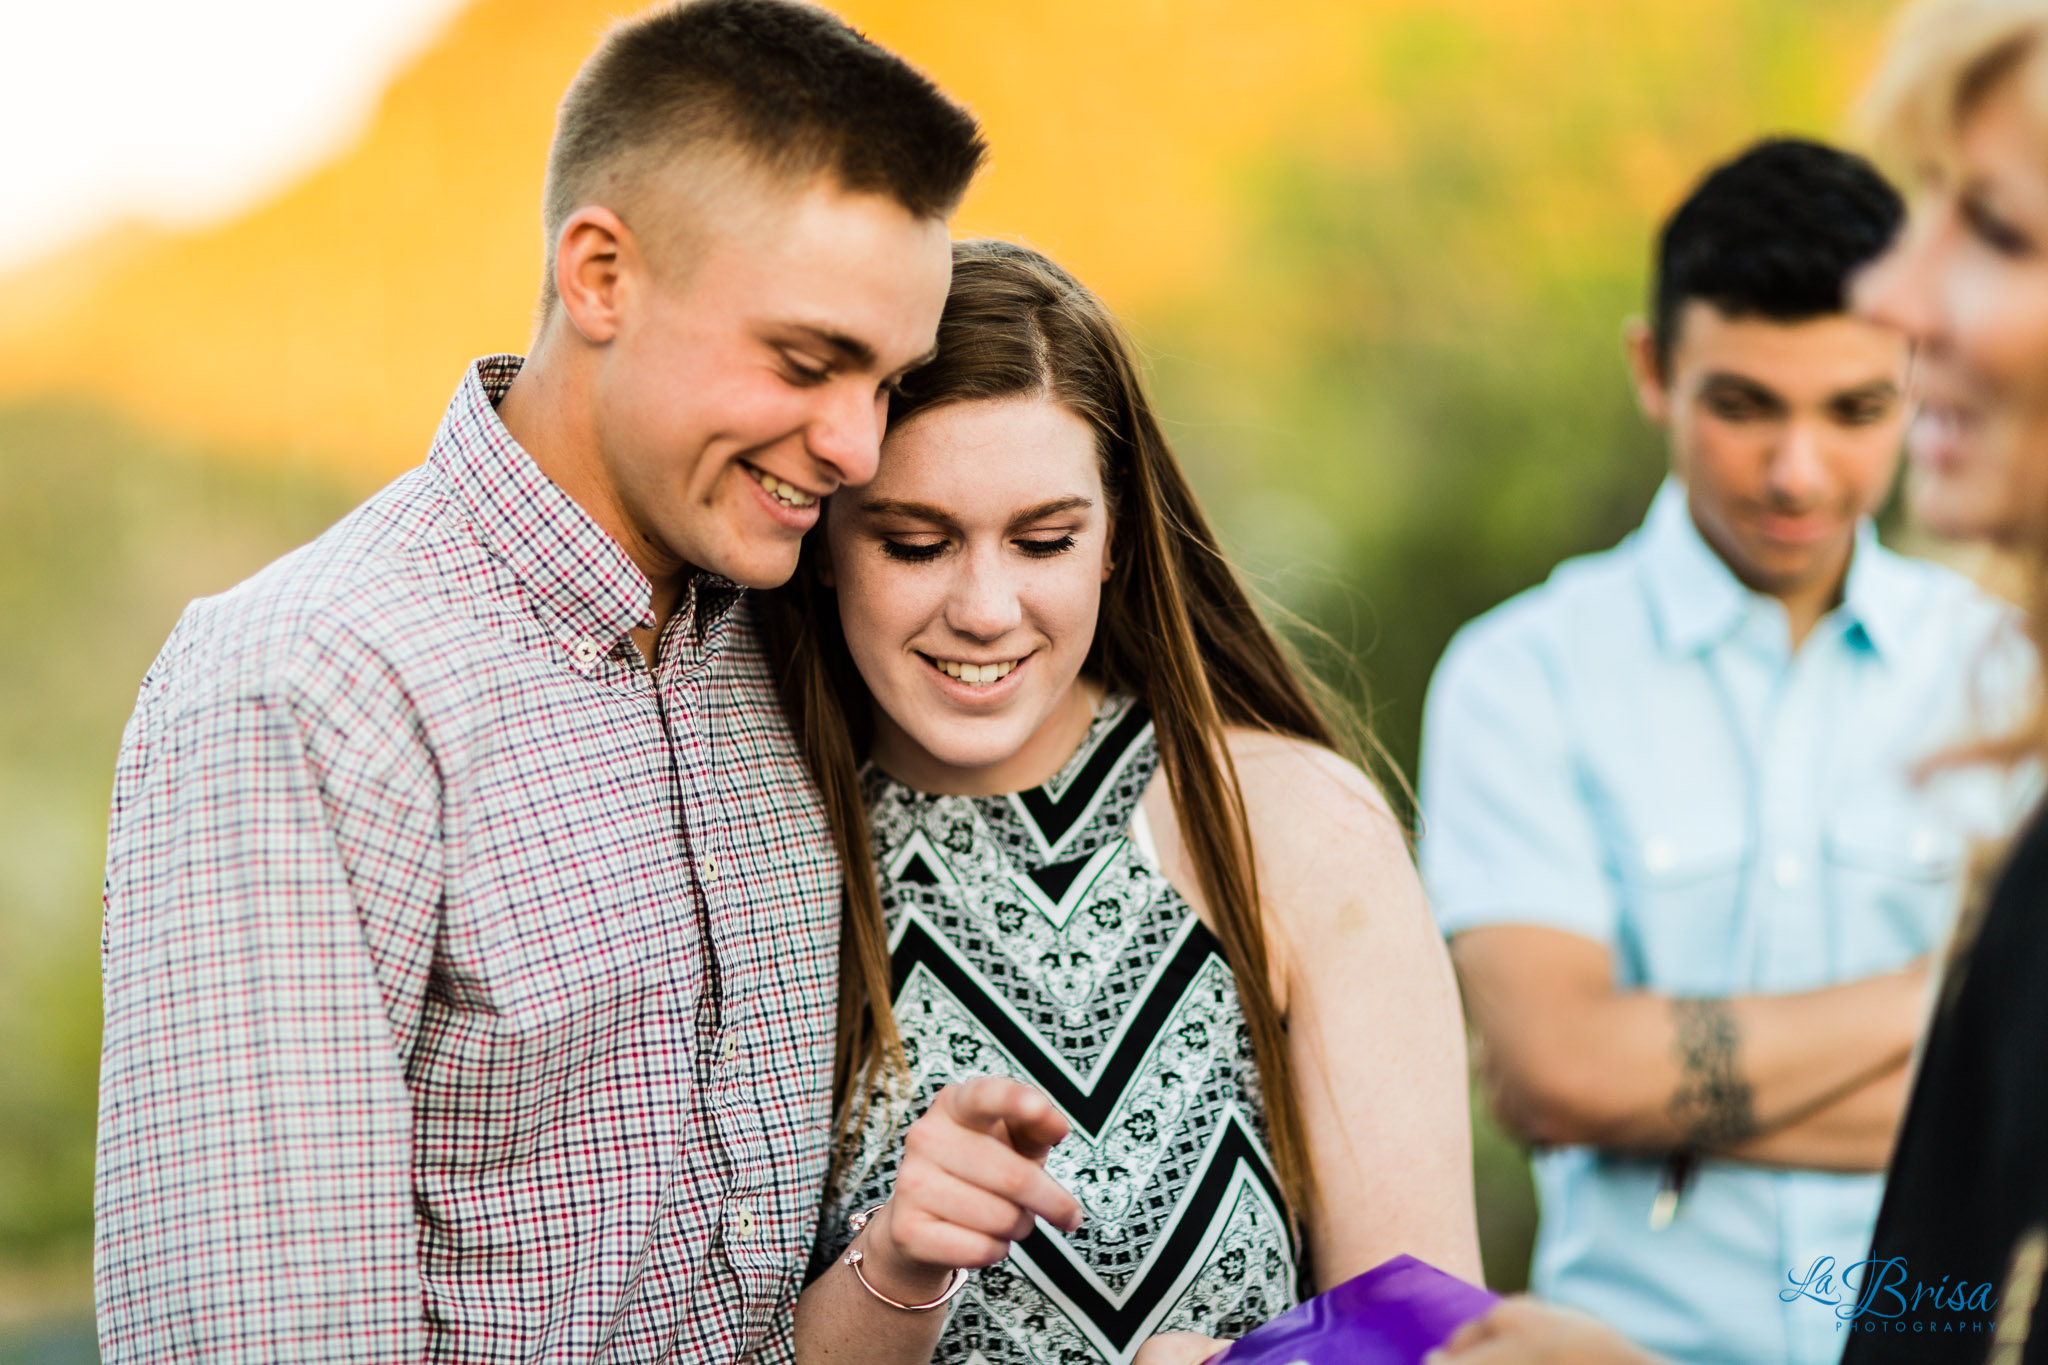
xmin=1143 ymin=732 xmax=1483 ymax=1288
xmin=793 ymin=1076 xmax=1083 ymax=1365
xmin=1249 ymin=735 xmax=1484 ymax=1286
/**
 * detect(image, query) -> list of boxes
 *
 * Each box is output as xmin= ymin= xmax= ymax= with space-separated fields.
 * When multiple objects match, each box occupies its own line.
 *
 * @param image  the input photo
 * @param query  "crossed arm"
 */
xmin=1450 ymin=924 xmax=1923 ymax=1170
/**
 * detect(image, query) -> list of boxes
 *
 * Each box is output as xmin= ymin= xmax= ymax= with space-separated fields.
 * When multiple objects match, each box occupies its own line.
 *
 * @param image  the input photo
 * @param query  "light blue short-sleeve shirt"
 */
xmin=1419 ymin=480 xmax=2029 ymax=1365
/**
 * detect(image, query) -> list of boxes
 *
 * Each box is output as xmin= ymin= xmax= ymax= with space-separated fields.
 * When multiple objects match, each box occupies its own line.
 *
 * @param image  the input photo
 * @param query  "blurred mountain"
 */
xmin=0 ymin=0 xmax=594 ymax=478
xmin=0 ymin=0 xmax=1401 ymax=480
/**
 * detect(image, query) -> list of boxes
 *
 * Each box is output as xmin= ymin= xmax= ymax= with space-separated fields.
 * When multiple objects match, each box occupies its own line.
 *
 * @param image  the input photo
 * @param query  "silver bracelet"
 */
xmin=843 ymin=1202 xmax=971 ymax=1312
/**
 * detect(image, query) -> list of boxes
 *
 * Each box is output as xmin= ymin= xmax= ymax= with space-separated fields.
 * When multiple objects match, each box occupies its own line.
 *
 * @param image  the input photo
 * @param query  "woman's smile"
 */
xmin=919 ymin=651 xmax=1030 ymax=689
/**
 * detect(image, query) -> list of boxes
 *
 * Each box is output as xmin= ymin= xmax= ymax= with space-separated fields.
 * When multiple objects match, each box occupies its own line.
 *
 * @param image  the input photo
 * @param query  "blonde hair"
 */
xmin=1860 ymin=0 xmax=2048 ymax=951
xmin=1859 ymin=0 xmax=2048 ymax=170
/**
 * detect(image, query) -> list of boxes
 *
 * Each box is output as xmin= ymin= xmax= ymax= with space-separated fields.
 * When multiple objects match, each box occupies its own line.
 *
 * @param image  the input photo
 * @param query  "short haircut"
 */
xmin=1651 ymin=137 xmax=1905 ymax=372
xmin=541 ymin=0 xmax=985 ymax=307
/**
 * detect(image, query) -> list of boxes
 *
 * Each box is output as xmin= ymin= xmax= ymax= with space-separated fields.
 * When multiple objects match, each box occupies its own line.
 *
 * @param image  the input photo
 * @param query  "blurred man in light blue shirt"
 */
xmin=1419 ymin=139 xmax=2026 ymax=1365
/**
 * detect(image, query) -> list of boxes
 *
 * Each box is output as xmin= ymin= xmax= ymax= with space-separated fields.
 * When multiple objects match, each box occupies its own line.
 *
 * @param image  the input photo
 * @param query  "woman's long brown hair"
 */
xmin=757 ymin=238 xmax=1382 ymax=1224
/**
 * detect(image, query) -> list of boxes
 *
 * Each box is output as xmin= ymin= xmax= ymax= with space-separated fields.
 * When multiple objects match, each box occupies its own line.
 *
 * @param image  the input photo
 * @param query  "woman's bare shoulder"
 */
xmin=1218 ymin=728 xmax=1443 ymax=1007
xmin=1220 ymin=727 xmax=1405 ymax=855
xmin=1221 ymin=729 xmax=1417 ymax=926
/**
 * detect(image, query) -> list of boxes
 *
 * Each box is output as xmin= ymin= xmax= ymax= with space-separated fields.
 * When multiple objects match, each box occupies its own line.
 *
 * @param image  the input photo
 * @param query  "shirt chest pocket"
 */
xmin=1614 ymin=824 xmax=1748 ymax=995
xmin=1824 ymin=808 xmax=1964 ymax=976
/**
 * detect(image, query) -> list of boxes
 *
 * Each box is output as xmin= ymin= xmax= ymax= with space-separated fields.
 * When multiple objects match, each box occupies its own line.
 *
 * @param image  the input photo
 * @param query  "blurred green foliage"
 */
xmin=0 ymin=406 xmax=353 ymax=1288
xmin=1135 ymin=0 xmax=1896 ymax=1281
xmin=1146 ymin=146 xmax=1667 ymax=1293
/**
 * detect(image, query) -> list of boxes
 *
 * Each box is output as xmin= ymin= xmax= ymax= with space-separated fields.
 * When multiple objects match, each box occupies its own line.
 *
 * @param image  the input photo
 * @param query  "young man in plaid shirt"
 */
xmin=94 ymin=4 xmax=985 ymax=1360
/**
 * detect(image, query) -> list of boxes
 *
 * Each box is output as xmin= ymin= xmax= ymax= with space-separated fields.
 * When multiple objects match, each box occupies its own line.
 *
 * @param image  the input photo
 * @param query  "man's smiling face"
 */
xmin=1631 ymin=300 xmax=1910 ymax=599
xmin=589 ymin=170 xmax=953 ymax=591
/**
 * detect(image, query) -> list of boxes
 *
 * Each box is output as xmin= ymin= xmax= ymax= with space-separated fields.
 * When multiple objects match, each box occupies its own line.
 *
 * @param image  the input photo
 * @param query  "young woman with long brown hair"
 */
xmin=775 ymin=239 xmax=1479 ymax=1364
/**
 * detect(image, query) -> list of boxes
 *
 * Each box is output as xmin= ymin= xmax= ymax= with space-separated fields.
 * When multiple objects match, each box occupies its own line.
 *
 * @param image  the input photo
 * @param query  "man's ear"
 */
xmin=553 ymin=206 xmax=633 ymax=345
xmin=1623 ymin=317 xmax=1672 ymax=425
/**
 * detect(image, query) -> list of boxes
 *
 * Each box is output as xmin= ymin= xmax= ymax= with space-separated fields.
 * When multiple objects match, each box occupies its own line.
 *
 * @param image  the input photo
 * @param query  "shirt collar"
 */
xmin=1838 ymin=519 xmax=1914 ymax=661
xmin=1635 ymin=476 xmax=1902 ymax=661
xmin=1638 ymin=478 xmax=1747 ymax=655
xmin=428 ymin=355 xmax=741 ymax=659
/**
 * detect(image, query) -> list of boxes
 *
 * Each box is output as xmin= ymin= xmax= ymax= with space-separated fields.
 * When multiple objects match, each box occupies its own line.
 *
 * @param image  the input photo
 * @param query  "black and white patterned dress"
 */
xmin=814 ymin=694 xmax=1298 ymax=1363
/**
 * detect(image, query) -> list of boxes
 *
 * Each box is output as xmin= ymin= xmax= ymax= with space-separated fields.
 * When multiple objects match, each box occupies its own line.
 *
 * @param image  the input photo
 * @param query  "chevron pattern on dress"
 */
xmin=817 ymin=695 xmax=1299 ymax=1364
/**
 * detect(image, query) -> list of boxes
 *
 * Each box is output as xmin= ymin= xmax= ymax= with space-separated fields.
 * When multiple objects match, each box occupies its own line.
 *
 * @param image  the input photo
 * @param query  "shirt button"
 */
xmin=699 ymin=854 xmax=719 ymax=886
xmin=571 ymin=638 xmax=601 ymax=665
xmin=1773 ymin=853 xmax=1801 ymax=888
xmin=732 ymin=1203 xmax=755 ymax=1240
xmin=721 ymin=1033 xmax=738 ymax=1065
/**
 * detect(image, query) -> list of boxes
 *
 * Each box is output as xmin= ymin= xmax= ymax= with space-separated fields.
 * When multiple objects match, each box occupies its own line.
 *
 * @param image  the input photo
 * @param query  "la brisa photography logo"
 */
xmin=1782 ymin=1255 xmax=1998 ymax=1339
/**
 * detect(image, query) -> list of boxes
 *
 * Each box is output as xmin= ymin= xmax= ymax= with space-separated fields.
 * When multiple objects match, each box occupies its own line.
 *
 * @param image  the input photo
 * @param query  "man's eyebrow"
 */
xmin=1829 ymin=378 xmax=1904 ymax=403
xmin=1698 ymin=372 xmax=1787 ymax=406
xmin=1009 ymin=496 xmax=1093 ymax=527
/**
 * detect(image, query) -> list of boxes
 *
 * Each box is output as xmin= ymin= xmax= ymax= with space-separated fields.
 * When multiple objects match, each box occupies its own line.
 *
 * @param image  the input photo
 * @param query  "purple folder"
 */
xmin=1214 ymin=1254 xmax=1499 ymax=1365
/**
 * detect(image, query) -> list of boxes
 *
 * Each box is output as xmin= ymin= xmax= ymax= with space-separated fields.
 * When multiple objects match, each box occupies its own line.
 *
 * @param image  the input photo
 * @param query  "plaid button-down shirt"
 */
xmin=97 ymin=356 xmax=841 ymax=1364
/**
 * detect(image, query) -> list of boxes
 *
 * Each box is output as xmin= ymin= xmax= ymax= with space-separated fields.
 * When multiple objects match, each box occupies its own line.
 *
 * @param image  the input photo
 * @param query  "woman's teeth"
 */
xmin=930 ymin=657 xmax=1019 ymax=686
xmin=748 ymin=466 xmax=817 ymax=509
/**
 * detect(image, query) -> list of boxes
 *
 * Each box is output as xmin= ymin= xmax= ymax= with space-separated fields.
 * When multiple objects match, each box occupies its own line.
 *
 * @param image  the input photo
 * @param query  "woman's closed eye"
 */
xmin=880 ymin=538 xmax=947 ymax=563
xmin=1017 ymin=534 xmax=1078 ymax=557
xmin=1962 ymin=188 xmax=2037 ymax=258
xmin=877 ymin=533 xmax=1080 ymax=563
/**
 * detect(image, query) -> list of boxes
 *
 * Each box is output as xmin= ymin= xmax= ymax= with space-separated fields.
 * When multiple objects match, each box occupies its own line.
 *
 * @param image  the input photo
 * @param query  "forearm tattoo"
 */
xmin=1666 ymin=998 xmax=1758 ymax=1149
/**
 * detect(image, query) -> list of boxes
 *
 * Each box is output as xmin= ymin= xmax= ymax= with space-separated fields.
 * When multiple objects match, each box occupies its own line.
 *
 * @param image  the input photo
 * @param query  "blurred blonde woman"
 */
xmin=1433 ymin=2 xmax=2048 ymax=1362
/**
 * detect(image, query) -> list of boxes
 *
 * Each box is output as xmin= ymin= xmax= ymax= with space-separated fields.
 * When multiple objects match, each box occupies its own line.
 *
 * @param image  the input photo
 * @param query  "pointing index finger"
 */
xmin=946 ymin=1076 xmax=1072 ymax=1154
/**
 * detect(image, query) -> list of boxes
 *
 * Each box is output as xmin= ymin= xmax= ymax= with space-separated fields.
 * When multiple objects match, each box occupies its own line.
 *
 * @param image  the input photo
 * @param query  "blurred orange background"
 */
xmin=0 ymin=1 xmax=1903 ymax=1355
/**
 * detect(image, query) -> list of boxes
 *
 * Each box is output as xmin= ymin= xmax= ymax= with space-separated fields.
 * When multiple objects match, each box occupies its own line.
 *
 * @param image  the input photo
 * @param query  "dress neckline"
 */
xmin=867 ymin=690 xmax=1141 ymax=807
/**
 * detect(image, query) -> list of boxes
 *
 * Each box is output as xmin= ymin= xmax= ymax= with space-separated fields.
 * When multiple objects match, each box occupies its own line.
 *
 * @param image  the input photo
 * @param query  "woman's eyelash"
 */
xmin=877 ymin=535 xmax=1078 ymax=562
xmin=1017 ymin=535 xmax=1077 ymax=557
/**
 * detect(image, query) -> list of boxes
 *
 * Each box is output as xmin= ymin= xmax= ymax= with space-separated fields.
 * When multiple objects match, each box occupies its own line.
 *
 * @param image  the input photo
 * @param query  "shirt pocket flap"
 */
xmin=1628 ymin=827 xmax=1746 ymax=885
xmin=1825 ymin=813 xmax=1963 ymax=882
xmin=1616 ymin=824 xmax=1746 ymax=993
